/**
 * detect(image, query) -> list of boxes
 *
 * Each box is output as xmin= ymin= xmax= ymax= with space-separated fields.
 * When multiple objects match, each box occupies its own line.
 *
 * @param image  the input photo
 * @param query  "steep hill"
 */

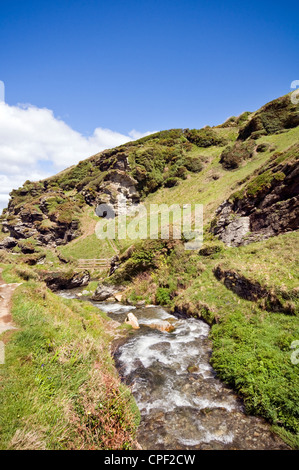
xmin=0 ymin=92 xmax=298 ymax=448
xmin=1 ymin=92 xmax=298 ymax=254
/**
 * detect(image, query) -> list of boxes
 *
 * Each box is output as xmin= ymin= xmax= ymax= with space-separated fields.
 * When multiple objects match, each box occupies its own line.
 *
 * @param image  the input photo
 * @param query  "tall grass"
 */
xmin=0 ymin=281 xmax=140 ymax=450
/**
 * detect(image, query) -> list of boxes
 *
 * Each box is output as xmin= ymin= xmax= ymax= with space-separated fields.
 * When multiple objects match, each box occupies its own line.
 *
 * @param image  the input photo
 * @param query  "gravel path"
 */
xmin=0 ymin=269 xmax=21 ymax=335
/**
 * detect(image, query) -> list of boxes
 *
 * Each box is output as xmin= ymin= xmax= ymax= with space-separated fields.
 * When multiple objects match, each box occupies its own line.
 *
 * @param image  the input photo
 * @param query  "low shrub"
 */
xmin=220 ymin=140 xmax=256 ymax=169
xmin=184 ymin=128 xmax=227 ymax=148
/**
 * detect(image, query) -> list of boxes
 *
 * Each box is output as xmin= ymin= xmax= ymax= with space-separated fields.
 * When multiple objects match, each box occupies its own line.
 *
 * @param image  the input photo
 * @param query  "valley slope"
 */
xmin=0 ymin=92 xmax=298 ymax=449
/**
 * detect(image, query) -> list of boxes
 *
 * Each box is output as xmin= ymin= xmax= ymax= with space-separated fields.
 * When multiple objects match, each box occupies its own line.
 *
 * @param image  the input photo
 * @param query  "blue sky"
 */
xmin=0 ymin=0 xmax=298 ymax=210
xmin=1 ymin=0 xmax=298 ymax=133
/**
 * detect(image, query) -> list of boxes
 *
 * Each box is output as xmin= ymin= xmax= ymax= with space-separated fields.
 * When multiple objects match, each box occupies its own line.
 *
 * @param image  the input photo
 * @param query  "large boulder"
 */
xmin=92 ymin=282 xmax=119 ymax=301
xmin=125 ymin=312 xmax=140 ymax=329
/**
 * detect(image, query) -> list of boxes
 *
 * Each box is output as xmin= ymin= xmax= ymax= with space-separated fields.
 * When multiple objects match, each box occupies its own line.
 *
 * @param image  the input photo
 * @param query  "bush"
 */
xmin=156 ymin=287 xmax=171 ymax=305
xmin=256 ymin=142 xmax=270 ymax=153
xmin=220 ymin=140 xmax=256 ymax=169
xmin=199 ymin=243 xmax=224 ymax=257
xmin=184 ymin=128 xmax=227 ymax=148
xmin=238 ymin=95 xmax=299 ymax=140
xmin=164 ymin=177 xmax=180 ymax=188
xmin=184 ymin=156 xmax=203 ymax=173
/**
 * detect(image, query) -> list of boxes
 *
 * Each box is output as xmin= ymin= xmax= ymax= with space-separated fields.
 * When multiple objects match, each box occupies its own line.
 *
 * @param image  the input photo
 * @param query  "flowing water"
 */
xmin=59 ymin=289 xmax=289 ymax=450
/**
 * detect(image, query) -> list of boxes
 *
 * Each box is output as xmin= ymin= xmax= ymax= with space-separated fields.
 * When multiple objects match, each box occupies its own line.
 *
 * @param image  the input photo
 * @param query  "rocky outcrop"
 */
xmin=212 ymin=202 xmax=251 ymax=247
xmin=0 ymin=237 xmax=17 ymax=250
xmin=212 ymin=147 xmax=299 ymax=246
xmin=1 ymin=187 xmax=82 ymax=248
xmin=39 ymin=270 xmax=90 ymax=291
xmin=92 ymin=170 xmax=140 ymax=217
xmin=213 ymin=264 xmax=297 ymax=315
xmin=0 ymin=153 xmax=140 ymax=249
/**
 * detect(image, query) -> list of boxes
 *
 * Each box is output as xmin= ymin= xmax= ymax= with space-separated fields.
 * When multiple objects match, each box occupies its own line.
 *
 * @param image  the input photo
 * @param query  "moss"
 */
xmin=246 ymin=170 xmax=285 ymax=198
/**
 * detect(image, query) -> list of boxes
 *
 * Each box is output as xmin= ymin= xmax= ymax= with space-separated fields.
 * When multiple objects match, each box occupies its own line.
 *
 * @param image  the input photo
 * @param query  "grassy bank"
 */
xmin=115 ymin=233 xmax=299 ymax=448
xmin=0 ymin=279 xmax=140 ymax=450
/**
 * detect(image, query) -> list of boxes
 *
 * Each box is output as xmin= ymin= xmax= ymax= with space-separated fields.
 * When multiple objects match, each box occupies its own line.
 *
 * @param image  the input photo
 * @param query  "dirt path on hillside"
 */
xmin=0 ymin=269 xmax=21 ymax=335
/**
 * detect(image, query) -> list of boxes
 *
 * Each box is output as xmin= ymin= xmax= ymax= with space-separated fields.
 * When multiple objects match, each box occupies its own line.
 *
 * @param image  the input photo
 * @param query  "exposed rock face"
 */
xmin=94 ymin=174 xmax=140 ymax=218
xmin=213 ymin=265 xmax=296 ymax=315
xmin=1 ymin=188 xmax=81 ymax=248
xmin=1 ymin=154 xmax=140 ymax=249
xmin=212 ymin=149 xmax=299 ymax=246
xmin=0 ymin=237 xmax=17 ymax=249
xmin=82 ymin=160 xmax=140 ymax=217
xmin=39 ymin=270 xmax=90 ymax=291
xmin=114 ymin=293 xmax=123 ymax=302
xmin=212 ymin=202 xmax=250 ymax=247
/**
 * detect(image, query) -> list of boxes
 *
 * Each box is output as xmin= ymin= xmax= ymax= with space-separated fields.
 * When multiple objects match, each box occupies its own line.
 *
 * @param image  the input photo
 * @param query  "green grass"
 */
xmin=1 ymin=94 xmax=299 ymax=449
xmin=210 ymin=307 xmax=299 ymax=448
xmin=217 ymin=231 xmax=299 ymax=293
xmin=116 ymin=234 xmax=299 ymax=447
xmin=59 ymin=233 xmax=115 ymax=260
xmin=0 ymin=281 xmax=140 ymax=450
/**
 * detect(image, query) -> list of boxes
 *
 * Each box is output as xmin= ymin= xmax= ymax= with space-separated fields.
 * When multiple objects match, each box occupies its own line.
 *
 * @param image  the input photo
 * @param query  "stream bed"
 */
xmin=59 ymin=289 xmax=289 ymax=450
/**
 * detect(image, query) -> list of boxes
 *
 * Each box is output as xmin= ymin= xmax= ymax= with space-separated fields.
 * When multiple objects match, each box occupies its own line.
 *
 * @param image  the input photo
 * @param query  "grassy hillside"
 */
xmin=0 ymin=92 xmax=298 ymax=448
xmin=0 ymin=280 xmax=139 ymax=450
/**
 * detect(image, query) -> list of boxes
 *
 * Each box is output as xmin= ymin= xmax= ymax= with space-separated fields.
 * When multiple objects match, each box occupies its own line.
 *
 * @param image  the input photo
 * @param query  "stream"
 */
xmin=59 ymin=289 xmax=288 ymax=450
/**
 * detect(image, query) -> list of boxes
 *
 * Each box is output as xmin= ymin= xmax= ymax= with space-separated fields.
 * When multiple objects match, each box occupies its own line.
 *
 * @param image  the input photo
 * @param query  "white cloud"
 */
xmin=0 ymin=102 xmax=155 ymax=213
xmin=128 ymin=129 xmax=155 ymax=140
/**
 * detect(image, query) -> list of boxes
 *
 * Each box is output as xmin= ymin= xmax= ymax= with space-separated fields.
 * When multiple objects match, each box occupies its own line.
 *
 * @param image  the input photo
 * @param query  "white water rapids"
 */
xmin=58 ymin=290 xmax=289 ymax=450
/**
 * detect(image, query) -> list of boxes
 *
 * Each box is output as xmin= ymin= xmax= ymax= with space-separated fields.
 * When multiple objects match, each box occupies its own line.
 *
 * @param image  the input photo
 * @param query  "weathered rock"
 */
xmin=86 ymin=169 xmax=140 ymax=216
xmin=114 ymin=293 xmax=123 ymax=302
xmin=92 ymin=282 xmax=119 ymax=301
xmin=213 ymin=206 xmax=250 ymax=247
xmin=0 ymin=237 xmax=17 ymax=249
xmin=212 ymin=153 xmax=299 ymax=246
xmin=109 ymin=255 xmax=120 ymax=276
xmin=40 ymin=270 xmax=90 ymax=291
xmin=125 ymin=312 xmax=140 ymax=329
xmin=146 ymin=320 xmax=175 ymax=333
xmin=6 ymin=221 xmax=39 ymax=240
